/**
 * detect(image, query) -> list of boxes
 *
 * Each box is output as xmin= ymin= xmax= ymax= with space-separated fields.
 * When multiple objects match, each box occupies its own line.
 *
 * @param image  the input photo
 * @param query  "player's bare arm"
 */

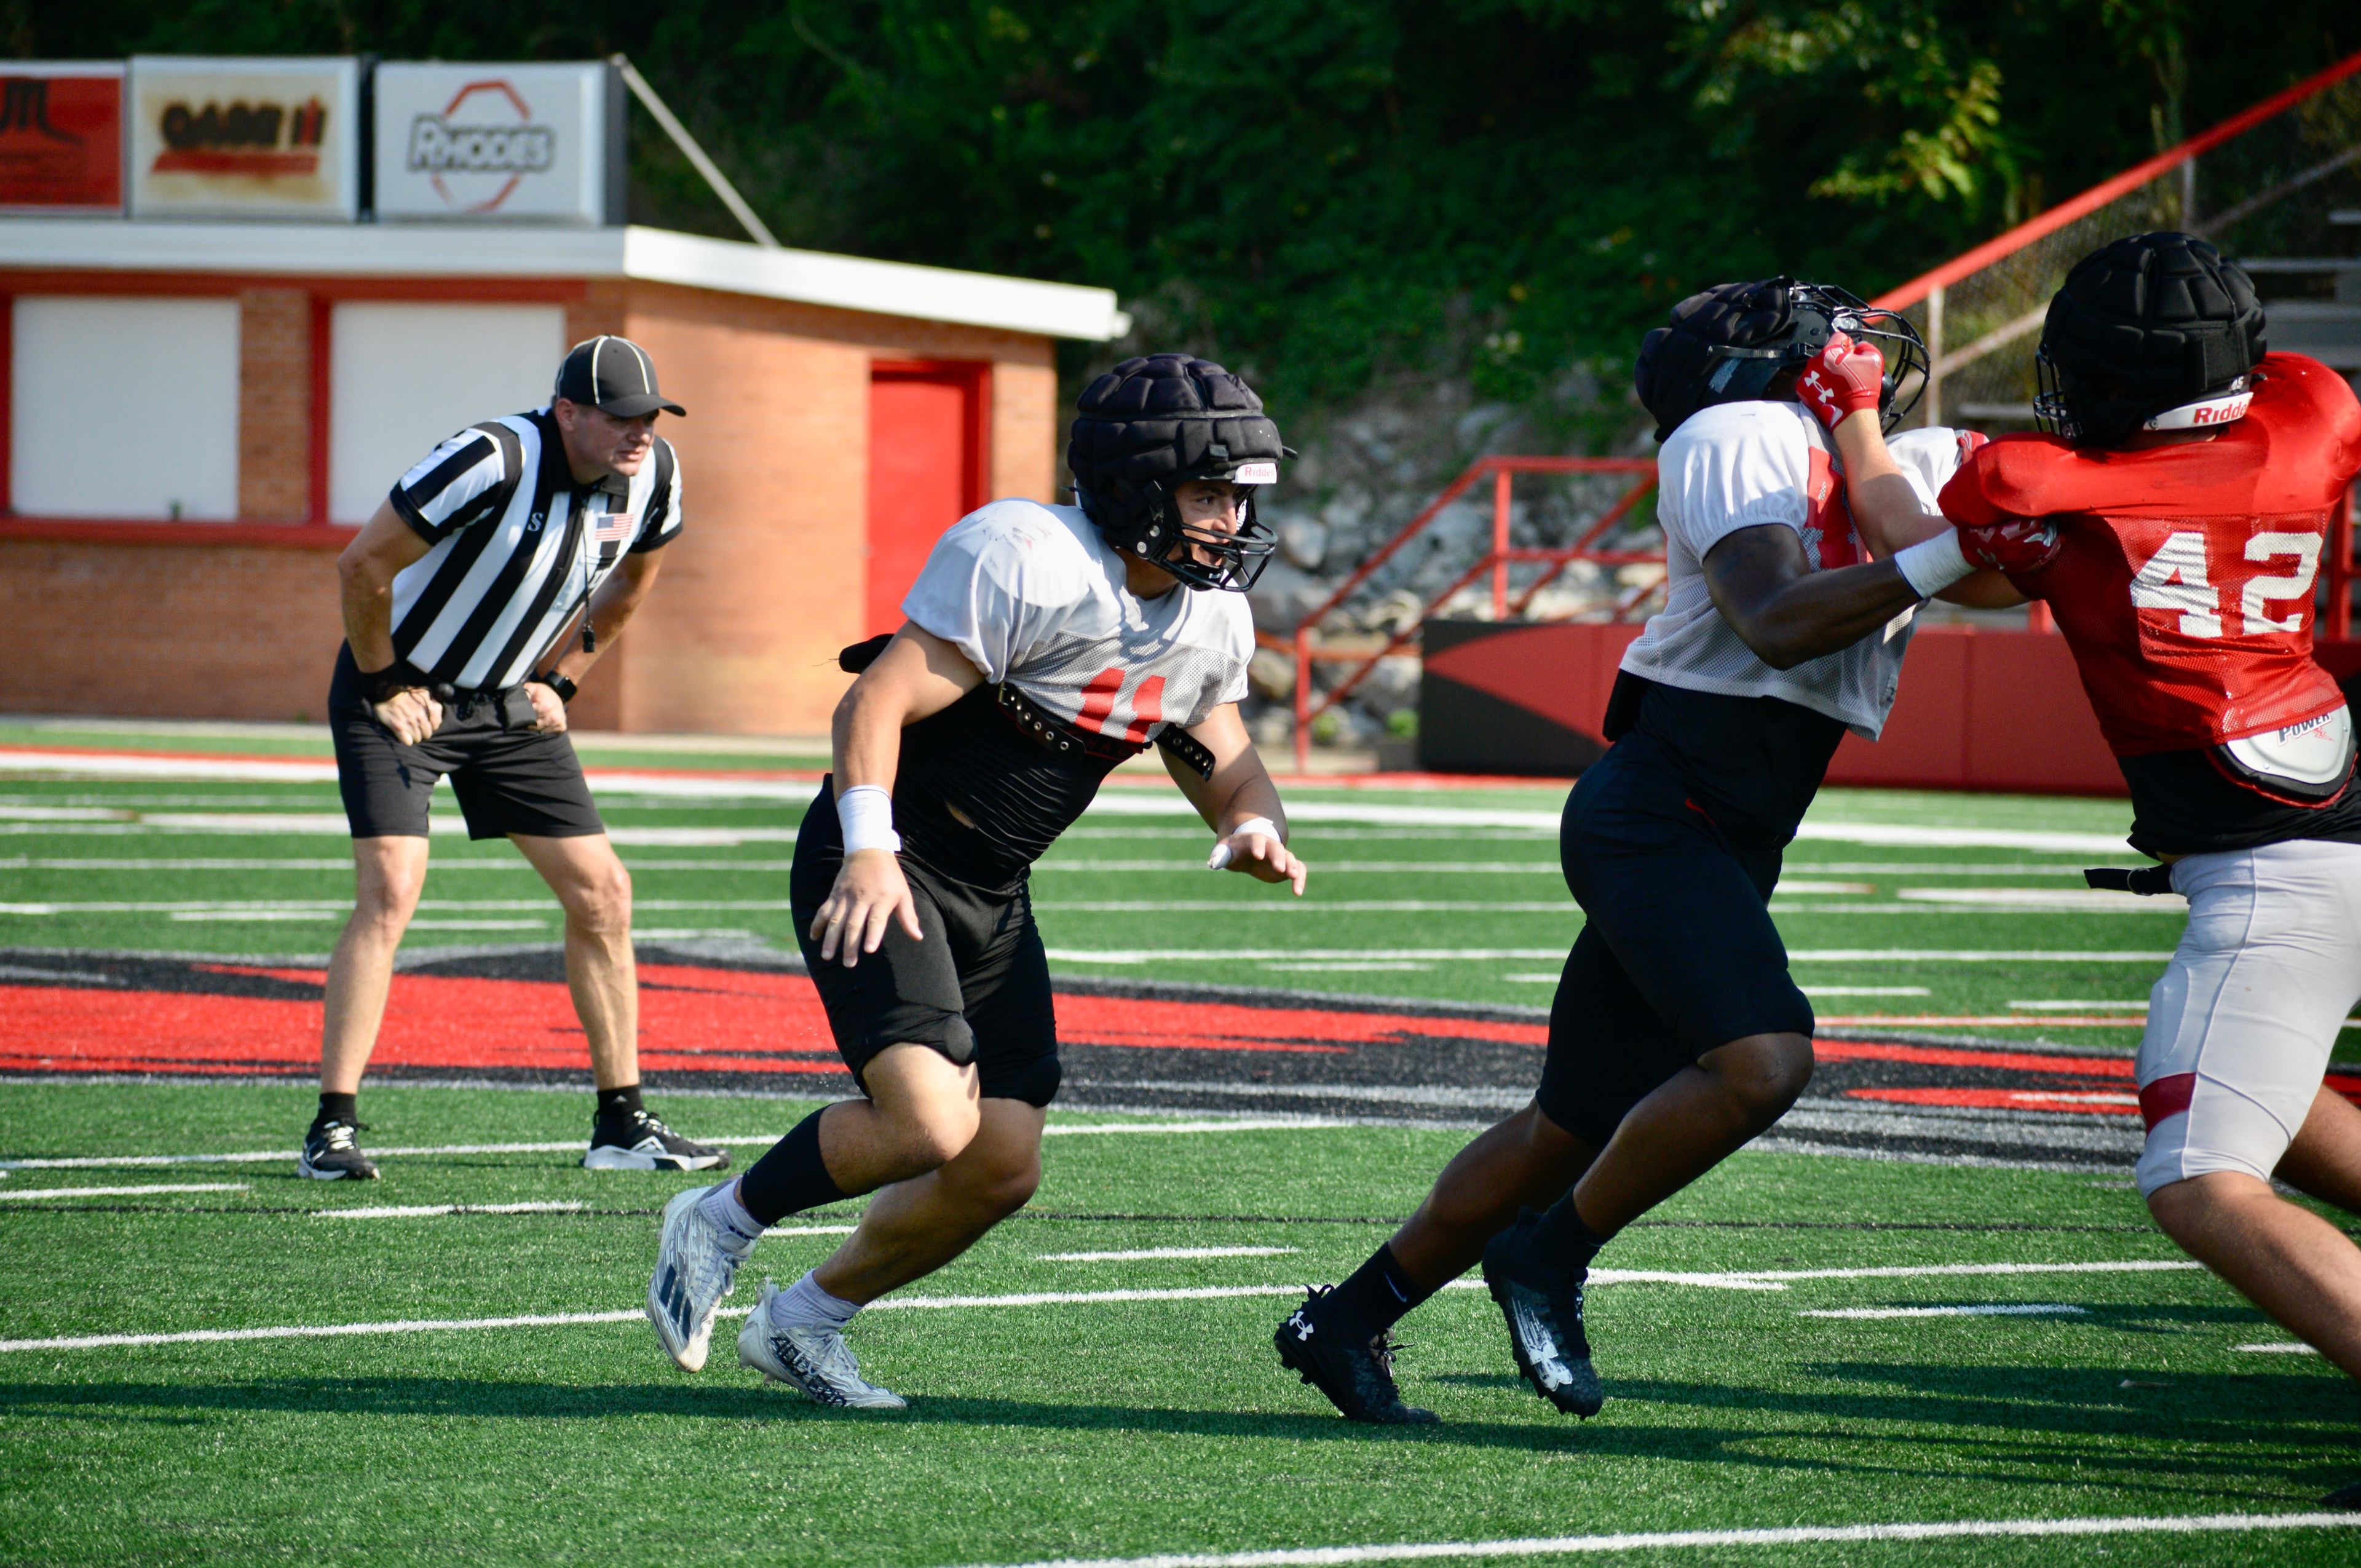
xmin=1164 ymin=702 xmax=1308 ymax=895
xmin=521 ymin=548 xmax=667 ymax=734
xmin=1699 ymin=524 xmax=1923 ymax=669
xmin=338 ymin=502 xmax=443 ymax=744
xmin=810 ymin=624 xmax=983 ymax=965
xmin=1796 ymin=333 xmax=2027 ymax=608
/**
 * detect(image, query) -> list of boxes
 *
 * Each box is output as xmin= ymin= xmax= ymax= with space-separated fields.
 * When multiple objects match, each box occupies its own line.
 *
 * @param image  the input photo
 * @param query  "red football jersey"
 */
xmin=1939 ymin=354 xmax=2361 ymax=758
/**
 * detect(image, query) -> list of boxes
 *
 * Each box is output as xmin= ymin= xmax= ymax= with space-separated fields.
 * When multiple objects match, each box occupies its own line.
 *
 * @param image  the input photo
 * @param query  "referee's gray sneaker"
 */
xmin=585 ymin=1109 xmax=730 ymax=1172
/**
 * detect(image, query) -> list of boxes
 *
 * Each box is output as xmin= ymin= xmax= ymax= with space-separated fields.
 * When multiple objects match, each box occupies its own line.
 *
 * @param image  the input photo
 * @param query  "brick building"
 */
xmin=0 ymin=221 xmax=1123 ymax=732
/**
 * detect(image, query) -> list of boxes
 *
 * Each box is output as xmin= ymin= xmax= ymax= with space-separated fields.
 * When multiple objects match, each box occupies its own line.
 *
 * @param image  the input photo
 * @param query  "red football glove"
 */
xmin=1795 ymin=331 xmax=1886 ymax=430
xmin=1958 ymin=516 xmax=2063 ymax=576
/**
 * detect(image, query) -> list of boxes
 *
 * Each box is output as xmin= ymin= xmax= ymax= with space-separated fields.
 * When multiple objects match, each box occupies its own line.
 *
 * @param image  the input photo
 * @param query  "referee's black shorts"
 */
xmin=328 ymin=644 xmax=605 ymax=842
xmin=789 ymin=784 xmax=1062 ymax=1108
xmin=1533 ymin=735 xmax=1816 ymax=1147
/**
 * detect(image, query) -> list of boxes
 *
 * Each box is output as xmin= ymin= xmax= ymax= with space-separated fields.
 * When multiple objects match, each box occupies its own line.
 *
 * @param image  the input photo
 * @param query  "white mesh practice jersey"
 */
xmin=1618 ymin=400 xmax=1977 ymax=738
xmin=903 ymin=499 xmax=1254 ymax=743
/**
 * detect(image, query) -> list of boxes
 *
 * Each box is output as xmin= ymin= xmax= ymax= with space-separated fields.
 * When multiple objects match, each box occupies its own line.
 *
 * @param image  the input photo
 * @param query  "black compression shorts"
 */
xmin=790 ymin=783 xmax=1062 ymax=1107
xmin=1533 ymin=734 xmax=1816 ymax=1147
xmin=328 ymin=644 xmax=604 ymax=842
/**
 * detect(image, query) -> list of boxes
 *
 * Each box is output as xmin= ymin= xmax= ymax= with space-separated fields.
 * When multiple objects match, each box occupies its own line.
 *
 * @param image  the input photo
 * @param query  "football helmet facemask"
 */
xmin=1066 ymin=353 xmax=1292 ymax=592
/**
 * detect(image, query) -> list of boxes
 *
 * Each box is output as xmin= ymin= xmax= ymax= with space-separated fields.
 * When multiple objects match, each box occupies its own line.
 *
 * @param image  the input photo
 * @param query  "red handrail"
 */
xmin=1873 ymin=47 xmax=2361 ymax=312
xmin=1280 ymin=455 xmax=1656 ymax=771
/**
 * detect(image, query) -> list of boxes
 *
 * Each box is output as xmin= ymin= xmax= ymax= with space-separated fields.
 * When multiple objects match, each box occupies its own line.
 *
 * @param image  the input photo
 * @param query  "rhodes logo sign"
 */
xmin=128 ymin=57 xmax=358 ymax=220
xmin=0 ymin=64 xmax=123 ymax=212
xmin=374 ymin=62 xmax=615 ymax=225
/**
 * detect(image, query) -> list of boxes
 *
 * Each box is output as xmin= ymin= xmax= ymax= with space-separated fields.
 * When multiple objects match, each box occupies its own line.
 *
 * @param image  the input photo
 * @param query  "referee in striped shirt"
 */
xmin=302 ymin=336 xmax=726 ymax=1181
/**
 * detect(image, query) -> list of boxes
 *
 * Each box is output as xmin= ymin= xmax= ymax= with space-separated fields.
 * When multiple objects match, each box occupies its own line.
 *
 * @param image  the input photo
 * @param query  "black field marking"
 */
xmin=1 ymin=943 xmax=2159 ymax=1170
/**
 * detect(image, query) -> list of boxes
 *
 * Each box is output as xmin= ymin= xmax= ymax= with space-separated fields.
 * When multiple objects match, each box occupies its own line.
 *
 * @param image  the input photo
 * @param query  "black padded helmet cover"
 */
xmin=1635 ymin=278 xmax=1833 ymax=443
xmin=2037 ymin=232 xmax=2267 ymax=445
xmin=1066 ymin=354 xmax=1287 ymax=590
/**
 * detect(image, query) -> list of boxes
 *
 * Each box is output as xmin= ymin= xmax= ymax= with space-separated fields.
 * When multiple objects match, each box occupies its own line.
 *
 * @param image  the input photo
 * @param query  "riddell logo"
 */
xmin=152 ymin=97 xmax=326 ymax=177
xmin=406 ymin=79 xmax=553 ymax=212
xmin=2191 ymin=395 xmax=2252 ymax=426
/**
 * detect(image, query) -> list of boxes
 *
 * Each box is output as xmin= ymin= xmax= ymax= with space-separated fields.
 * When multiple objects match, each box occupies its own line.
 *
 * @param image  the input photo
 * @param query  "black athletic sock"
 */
xmin=1316 ymin=1243 xmax=1438 ymax=1339
xmin=735 ymin=1108 xmax=847 ymax=1227
xmin=594 ymin=1083 xmax=645 ymax=1130
xmin=314 ymin=1092 xmax=358 ymax=1131
xmin=1530 ymin=1195 xmax=1614 ymax=1267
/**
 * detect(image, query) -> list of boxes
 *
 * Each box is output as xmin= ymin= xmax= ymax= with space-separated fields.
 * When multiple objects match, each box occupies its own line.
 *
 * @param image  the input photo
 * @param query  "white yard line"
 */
xmin=1040 ymin=1247 xmax=1301 ymax=1262
xmin=0 ymin=1254 xmax=2210 ymax=1354
xmin=0 ymin=1122 xmax=1344 ymax=1172
xmin=0 ymin=1271 xmax=1786 ymax=1354
xmin=2232 ymin=1342 xmax=2320 ymax=1354
xmin=1042 ymin=1120 xmax=1349 ymax=1136
xmin=1046 ymin=948 xmax=1573 ymax=964
xmin=1798 ymin=1304 xmax=2090 ymax=1320
xmin=0 ymin=1182 xmax=248 ymax=1200
xmin=1046 ymin=947 xmax=2176 ymax=964
xmin=1736 ymin=1261 xmax=2198 ymax=1282
xmin=935 ymin=1512 xmax=2361 ymax=1568
xmin=317 ymin=1202 xmax=590 ymax=1220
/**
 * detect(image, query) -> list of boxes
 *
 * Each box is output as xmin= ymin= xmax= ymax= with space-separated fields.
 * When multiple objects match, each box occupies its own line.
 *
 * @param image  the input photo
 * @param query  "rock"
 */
xmin=1279 ymin=519 xmax=1329 ymax=571
xmin=1248 ymin=647 xmax=1297 ymax=702
xmin=1353 ymin=655 xmax=1420 ymax=716
xmin=1250 ymin=707 xmax=1294 ymax=747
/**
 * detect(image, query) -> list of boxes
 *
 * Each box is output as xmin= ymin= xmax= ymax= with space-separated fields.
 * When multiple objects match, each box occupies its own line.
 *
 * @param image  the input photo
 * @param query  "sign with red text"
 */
xmin=373 ymin=63 xmax=615 ymax=224
xmin=0 ymin=63 xmax=124 ymax=213
xmin=127 ymin=57 xmax=358 ymax=220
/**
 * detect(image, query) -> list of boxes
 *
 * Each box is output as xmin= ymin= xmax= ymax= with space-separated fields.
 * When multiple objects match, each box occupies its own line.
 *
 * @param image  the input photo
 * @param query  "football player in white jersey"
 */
xmin=643 ymin=354 xmax=1308 ymax=1405
xmin=1276 ymin=279 xmax=2052 ymax=1423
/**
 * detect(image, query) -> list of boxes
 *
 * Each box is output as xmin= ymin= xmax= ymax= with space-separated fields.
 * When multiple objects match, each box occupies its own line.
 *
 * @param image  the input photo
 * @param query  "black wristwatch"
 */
xmin=536 ymin=672 xmax=579 ymax=705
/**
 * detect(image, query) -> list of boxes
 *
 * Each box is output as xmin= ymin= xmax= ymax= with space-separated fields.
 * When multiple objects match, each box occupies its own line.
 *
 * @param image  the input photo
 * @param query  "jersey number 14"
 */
xmin=2128 ymin=528 xmax=2323 ymax=639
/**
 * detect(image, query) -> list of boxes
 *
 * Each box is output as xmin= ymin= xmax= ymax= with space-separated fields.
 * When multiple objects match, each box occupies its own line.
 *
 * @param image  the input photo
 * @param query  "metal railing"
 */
xmin=1870 ymin=49 xmax=2361 ymax=427
xmin=1272 ymin=456 xmax=1656 ymax=772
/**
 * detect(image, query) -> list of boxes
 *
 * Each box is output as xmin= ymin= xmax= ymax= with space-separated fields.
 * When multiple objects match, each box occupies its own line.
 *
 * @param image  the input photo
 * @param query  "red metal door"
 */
xmin=866 ymin=361 xmax=989 ymax=637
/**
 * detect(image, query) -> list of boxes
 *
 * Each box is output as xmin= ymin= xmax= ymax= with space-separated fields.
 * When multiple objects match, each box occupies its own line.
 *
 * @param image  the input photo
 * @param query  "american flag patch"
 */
xmin=595 ymin=510 xmax=635 ymax=546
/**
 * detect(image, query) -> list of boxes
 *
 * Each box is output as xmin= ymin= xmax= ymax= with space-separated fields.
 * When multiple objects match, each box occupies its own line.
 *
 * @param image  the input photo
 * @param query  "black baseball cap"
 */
xmin=555 ymin=336 xmax=686 ymax=419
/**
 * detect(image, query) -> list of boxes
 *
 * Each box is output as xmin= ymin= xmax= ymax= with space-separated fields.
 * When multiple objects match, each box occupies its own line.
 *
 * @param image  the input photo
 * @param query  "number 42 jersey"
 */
xmin=1939 ymin=353 xmax=2361 ymax=856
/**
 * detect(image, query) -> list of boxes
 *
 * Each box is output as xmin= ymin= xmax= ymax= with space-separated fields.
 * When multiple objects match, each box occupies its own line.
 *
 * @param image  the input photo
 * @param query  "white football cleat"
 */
xmin=646 ymin=1184 xmax=744 ymax=1372
xmin=738 ymin=1278 xmax=907 ymax=1409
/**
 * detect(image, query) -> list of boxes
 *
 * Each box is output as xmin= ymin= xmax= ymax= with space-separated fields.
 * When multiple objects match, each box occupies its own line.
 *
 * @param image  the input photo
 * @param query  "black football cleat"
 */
xmin=298 ymin=1119 xmax=379 ymax=1181
xmin=585 ymin=1110 xmax=731 ymax=1172
xmin=1481 ymin=1210 xmax=1605 ymax=1418
xmin=1275 ymin=1287 xmax=1439 ymax=1425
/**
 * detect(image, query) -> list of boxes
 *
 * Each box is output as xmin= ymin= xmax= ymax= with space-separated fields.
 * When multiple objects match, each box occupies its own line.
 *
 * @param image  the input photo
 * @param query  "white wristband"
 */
xmin=1891 ymin=529 xmax=1974 ymax=600
xmin=1208 ymin=816 xmax=1283 ymax=871
xmin=836 ymin=783 xmax=901 ymax=855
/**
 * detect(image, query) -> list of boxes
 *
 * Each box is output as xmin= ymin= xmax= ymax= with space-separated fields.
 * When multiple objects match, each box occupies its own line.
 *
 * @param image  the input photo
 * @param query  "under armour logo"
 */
xmin=1289 ymin=1314 xmax=1314 ymax=1342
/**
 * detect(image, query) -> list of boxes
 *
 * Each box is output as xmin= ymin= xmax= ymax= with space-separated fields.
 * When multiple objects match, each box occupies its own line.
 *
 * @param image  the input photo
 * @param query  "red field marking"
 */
xmin=1848 ymin=1086 xmax=2144 ymax=1115
xmin=0 ymin=965 xmax=1551 ymax=1076
xmin=1814 ymin=1037 xmax=2135 ymax=1078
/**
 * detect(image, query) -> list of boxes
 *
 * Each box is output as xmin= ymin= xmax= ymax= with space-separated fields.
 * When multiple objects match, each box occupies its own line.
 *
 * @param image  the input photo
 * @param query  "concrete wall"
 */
xmin=0 ymin=272 xmax=1066 ymax=734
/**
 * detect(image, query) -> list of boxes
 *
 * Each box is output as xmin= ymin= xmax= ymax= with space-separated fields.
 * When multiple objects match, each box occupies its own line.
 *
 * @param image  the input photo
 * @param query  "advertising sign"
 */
xmin=373 ymin=63 xmax=619 ymax=225
xmin=0 ymin=63 xmax=124 ymax=213
xmin=128 ymin=56 xmax=358 ymax=221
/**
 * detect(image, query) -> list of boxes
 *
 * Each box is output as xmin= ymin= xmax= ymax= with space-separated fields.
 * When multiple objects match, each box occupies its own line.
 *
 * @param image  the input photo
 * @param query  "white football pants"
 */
xmin=2136 ymin=837 xmax=2361 ymax=1197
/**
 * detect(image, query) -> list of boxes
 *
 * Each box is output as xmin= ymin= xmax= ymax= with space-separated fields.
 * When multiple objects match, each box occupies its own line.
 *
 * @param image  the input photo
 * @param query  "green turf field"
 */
xmin=4 ymin=743 xmax=2360 ymax=1565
